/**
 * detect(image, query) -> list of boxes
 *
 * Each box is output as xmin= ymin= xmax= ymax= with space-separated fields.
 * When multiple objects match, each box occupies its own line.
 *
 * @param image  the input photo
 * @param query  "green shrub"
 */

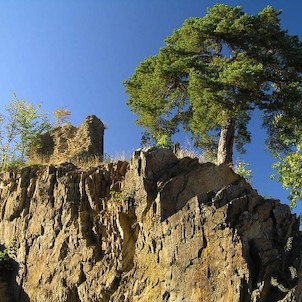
xmin=0 ymin=247 xmax=14 ymax=271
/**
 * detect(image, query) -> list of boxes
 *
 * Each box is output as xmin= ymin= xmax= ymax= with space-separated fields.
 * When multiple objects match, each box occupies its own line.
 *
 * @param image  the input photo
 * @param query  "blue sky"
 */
xmin=0 ymin=1 xmax=301 ymax=213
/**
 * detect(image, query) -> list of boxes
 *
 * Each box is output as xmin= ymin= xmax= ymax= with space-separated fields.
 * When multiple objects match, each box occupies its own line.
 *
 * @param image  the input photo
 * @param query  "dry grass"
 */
xmin=71 ymin=155 xmax=105 ymax=169
xmin=69 ymin=152 xmax=131 ymax=170
xmin=26 ymin=152 xmax=131 ymax=171
xmin=174 ymin=141 xmax=207 ymax=163
xmin=108 ymin=151 xmax=131 ymax=162
xmin=27 ymin=144 xmax=208 ymax=171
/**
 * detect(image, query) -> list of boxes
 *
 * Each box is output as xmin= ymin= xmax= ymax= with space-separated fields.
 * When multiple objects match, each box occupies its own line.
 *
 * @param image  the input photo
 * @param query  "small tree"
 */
xmin=125 ymin=5 xmax=302 ymax=165
xmin=235 ymin=158 xmax=252 ymax=183
xmin=272 ymin=143 xmax=302 ymax=208
xmin=262 ymin=95 xmax=302 ymax=208
xmin=1 ymin=101 xmax=19 ymax=167
xmin=54 ymin=108 xmax=71 ymax=127
xmin=0 ymin=93 xmax=51 ymax=168
xmin=269 ymin=113 xmax=302 ymax=207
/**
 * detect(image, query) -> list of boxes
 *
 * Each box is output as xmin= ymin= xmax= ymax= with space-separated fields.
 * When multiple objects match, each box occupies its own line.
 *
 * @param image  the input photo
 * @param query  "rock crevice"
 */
xmin=0 ymin=148 xmax=301 ymax=301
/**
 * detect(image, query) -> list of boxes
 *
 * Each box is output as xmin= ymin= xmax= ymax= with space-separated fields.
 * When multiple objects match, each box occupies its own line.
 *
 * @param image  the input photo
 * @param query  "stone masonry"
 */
xmin=29 ymin=115 xmax=105 ymax=165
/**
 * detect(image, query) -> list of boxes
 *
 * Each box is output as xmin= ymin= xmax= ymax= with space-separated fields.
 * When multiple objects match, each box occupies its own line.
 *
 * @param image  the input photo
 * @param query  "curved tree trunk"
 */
xmin=217 ymin=118 xmax=235 ymax=165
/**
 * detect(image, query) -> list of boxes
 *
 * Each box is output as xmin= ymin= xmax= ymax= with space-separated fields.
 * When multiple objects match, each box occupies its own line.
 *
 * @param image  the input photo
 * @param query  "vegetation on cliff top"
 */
xmin=0 ymin=5 xmax=300 ymax=207
xmin=125 ymin=4 xmax=302 ymax=206
xmin=0 ymin=93 xmax=72 ymax=170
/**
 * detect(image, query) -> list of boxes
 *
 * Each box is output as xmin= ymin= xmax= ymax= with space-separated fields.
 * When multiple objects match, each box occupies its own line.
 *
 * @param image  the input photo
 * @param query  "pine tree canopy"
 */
xmin=124 ymin=4 xmax=302 ymax=164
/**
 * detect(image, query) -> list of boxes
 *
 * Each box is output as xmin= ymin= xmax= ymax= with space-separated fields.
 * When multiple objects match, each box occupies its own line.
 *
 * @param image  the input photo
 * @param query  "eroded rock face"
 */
xmin=0 ymin=148 xmax=301 ymax=302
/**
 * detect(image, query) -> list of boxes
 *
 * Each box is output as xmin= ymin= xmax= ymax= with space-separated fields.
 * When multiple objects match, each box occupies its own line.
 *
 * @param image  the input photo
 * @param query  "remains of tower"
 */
xmin=29 ymin=115 xmax=105 ymax=164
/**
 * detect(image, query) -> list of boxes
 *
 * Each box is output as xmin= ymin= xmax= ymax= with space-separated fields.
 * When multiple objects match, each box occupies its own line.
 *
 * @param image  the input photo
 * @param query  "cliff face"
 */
xmin=0 ymin=148 xmax=301 ymax=302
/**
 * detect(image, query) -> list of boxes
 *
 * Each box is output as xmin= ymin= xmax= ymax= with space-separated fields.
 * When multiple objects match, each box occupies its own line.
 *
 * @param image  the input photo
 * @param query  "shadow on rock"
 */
xmin=0 ymin=244 xmax=30 ymax=302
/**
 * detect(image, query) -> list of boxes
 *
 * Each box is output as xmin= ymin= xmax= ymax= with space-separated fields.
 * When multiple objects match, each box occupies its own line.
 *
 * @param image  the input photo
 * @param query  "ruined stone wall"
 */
xmin=30 ymin=115 xmax=105 ymax=165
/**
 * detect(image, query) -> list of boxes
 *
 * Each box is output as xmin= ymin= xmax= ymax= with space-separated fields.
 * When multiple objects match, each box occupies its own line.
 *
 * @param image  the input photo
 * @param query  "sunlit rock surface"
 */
xmin=0 ymin=148 xmax=301 ymax=301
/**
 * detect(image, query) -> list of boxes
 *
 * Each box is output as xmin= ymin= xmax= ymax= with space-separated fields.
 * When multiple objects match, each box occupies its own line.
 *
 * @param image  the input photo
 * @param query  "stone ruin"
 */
xmin=29 ymin=115 xmax=105 ymax=165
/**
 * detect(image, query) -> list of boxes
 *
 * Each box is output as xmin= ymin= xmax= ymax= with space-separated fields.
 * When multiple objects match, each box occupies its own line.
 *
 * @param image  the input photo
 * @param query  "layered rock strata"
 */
xmin=0 ymin=148 xmax=301 ymax=301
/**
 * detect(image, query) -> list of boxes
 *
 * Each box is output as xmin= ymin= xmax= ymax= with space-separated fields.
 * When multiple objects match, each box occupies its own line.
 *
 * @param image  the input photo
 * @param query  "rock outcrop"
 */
xmin=29 ymin=115 xmax=105 ymax=165
xmin=0 ymin=148 xmax=301 ymax=301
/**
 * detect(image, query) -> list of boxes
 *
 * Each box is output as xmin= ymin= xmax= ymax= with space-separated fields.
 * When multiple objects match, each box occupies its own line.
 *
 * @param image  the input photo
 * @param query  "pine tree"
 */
xmin=125 ymin=5 xmax=302 ymax=165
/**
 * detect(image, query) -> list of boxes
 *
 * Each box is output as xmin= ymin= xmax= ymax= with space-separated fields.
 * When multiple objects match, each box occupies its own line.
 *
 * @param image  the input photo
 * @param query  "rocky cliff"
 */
xmin=0 ymin=148 xmax=301 ymax=302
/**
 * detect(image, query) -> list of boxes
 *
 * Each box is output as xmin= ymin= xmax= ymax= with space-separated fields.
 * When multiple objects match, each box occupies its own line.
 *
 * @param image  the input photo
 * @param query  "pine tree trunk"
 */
xmin=217 ymin=118 xmax=235 ymax=165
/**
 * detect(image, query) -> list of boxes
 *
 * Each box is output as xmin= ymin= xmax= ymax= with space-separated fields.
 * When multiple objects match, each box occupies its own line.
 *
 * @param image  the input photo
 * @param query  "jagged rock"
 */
xmin=0 ymin=148 xmax=301 ymax=301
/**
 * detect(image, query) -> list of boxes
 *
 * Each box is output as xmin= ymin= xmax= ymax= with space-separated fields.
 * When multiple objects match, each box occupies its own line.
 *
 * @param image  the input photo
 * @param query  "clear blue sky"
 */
xmin=0 ymin=1 xmax=300 ymax=213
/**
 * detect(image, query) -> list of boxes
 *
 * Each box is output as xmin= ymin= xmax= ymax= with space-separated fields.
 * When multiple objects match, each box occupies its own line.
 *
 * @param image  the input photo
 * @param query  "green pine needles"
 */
xmin=125 ymin=4 xmax=302 ymax=166
xmin=125 ymin=4 xmax=302 ymax=207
